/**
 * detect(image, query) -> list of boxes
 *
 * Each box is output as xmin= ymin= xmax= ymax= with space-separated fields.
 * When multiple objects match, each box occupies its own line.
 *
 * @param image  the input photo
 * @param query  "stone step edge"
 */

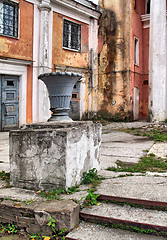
xmin=65 ymin=237 xmax=78 ymax=240
xmin=80 ymin=212 xmax=167 ymax=236
xmin=97 ymin=195 xmax=167 ymax=210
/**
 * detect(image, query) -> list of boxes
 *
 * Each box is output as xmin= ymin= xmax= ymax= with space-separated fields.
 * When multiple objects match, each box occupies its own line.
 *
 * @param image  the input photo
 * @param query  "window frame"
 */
xmin=63 ymin=18 xmax=81 ymax=52
xmin=0 ymin=0 xmax=19 ymax=39
xmin=134 ymin=37 xmax=139 ymax=66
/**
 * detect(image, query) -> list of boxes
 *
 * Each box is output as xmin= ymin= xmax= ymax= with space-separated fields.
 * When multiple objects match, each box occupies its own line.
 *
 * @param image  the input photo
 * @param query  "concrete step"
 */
xmin=66 ymin=221 xmax=166 ymax=240
xmin=80 ymin=201 xmax=167 ymax=235
xmin=96 ymin=176 xmax=167 ymax=202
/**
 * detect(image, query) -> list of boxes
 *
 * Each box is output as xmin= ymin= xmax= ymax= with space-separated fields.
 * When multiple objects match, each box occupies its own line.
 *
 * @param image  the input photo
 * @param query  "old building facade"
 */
xmin=0 ymin=0 xmax=100 ymax=130
xmin=98 ymin=0 xmax=167 ymax=122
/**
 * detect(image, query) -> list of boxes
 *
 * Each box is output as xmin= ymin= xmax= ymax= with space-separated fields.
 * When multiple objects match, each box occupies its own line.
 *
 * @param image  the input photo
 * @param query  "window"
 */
xmin=0 ymin=0 xmax=19 ymax=38
xmin=134 ymin=37 xmax=139 ymax=66
xmin=146 ymin=0 xmax=151 ymax=14
xmin=63 ymin=19 xmax=81 ymax=51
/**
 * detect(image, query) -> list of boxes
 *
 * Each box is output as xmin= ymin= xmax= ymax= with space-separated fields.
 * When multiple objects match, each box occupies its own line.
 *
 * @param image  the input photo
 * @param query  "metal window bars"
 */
xmin=0 ymin=0 xmax=18 ymax=38
xmin=63 ymin=19 xmax=81 ymax=51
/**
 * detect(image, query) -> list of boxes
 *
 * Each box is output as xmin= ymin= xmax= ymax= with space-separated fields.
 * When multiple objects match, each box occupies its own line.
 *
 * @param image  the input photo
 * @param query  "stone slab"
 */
xmin=96 ymin=176 xmax=167 ymax=202
xmin=0 ymin=198 xmax=79 ymax=234
xmin=66 ymin=221 xmax=165 ymax=240
xmin=0 ymin=187 xmax=42 ymax=201
xmin=149 ymin=142 xmax=167 ymax=159
xmin=81 ymin=202 xmax=167 ymax=227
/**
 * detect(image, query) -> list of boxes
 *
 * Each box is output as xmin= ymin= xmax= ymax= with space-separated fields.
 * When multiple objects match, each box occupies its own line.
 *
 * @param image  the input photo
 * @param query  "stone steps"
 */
xmin=66 ymin=221 xmax=166 ymax=240
xmin=66 ymin=194 xmax=167 ymax=239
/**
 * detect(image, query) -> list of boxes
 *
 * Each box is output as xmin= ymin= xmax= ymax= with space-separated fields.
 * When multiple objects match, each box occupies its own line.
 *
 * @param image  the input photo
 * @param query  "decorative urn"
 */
xmin=38 ymin=72 xmax=82 ymax=121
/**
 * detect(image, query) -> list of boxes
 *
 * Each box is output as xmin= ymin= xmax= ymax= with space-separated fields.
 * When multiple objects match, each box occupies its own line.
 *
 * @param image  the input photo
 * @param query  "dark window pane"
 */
xmin=63 ymin=19 xmax=81 ymax=51
xmin=7 ymin=80 xmax=14 ymax=86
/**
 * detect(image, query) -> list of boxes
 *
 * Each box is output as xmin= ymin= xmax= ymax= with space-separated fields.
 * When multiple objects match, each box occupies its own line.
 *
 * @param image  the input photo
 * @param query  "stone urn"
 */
xmin=38 ymin=72 xmax=82 ymax=121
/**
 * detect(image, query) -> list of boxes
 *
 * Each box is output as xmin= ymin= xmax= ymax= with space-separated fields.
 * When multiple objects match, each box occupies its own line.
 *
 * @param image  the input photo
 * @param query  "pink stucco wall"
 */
xmin=131 ymin=0 xmax=149 ymax=119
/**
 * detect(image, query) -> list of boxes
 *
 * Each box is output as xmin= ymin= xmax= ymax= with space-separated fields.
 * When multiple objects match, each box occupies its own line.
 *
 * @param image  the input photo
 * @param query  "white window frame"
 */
xmin=134 ymin=37 xmax=139 ymax=66
xmin=63 ymin=18 xmax=81 ymax=52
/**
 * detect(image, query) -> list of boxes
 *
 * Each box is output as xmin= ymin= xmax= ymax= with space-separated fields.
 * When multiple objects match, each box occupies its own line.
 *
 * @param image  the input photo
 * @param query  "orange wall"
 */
xmin=0 ymin=0 xmax=34 ymax=61
xmin=131 ymin=0 xmax=149 ymax=119
xmin=52 ymin=13 xmax=89 ymax=69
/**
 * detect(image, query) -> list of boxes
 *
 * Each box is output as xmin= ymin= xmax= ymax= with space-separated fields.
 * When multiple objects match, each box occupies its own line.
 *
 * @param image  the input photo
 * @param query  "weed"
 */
xmin=81 ymin=168 xmax=104 ymax=187
xmin=30 ymin=218 xmax=67 ymax=239
xmin=82 ymin=189 xmax=100 ymax=207
xmin=165 ymin=119 xmax=167 ymax=123
xmin=143 ymin=149 xmax=149 ymax=153
xmin=39 ymin=188 xmax=65 ymax=200
xmin=66 ymin=185 xmax=80 ymax=194
xmin=0 ymin=171 xmax=10 ymax=185
xmin=0 ymin=221 xmax=18 ymax=235
xmin=135 ymin=131 xmax=141 ymax=136
xmin=47 ymin=217 xmax=67 ymax=239
xmin=122 ymin=127 xmax=167 ymax=142
xmin=24 ymin=199 xmax=34 ymax=205
xmin=107 ymin=154 xmax=167 ymax=173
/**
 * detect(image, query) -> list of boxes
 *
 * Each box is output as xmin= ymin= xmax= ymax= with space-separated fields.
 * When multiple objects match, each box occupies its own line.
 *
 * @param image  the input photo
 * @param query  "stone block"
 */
xmin=0 ymin=199 xmax=79 ymax=234
xmin=10 ymin=121 xmax=101 ymax=191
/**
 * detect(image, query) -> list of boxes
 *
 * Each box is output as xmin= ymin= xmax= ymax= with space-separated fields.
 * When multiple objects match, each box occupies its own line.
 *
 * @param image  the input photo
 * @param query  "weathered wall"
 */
xmin=0 ymin=0 xmax=33 ymax=61
xmin=52 ymin=13 xmax=89 ymax=68
xmin=98 ymin=0 xmax=132 ymax=121
xmin=52 ymin=12 xmax=99 ymax=120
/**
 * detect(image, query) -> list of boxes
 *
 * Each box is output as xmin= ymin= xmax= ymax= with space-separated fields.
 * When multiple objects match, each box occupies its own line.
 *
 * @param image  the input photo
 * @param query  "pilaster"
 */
xmin=149 ymin=0 xmax=167 ymax=122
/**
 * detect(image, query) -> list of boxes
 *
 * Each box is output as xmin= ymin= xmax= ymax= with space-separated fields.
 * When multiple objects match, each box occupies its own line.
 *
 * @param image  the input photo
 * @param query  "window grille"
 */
xmin=63 ymin=19 xmax=81 ymax=51
xmin=0 ymin=0 xmax=19 ymax=38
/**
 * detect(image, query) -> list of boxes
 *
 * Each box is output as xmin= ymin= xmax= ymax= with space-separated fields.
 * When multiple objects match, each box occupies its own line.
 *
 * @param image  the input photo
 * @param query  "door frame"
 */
xmin=0 ymin=75 xmax=19 ymax=131
xmin=0 ymin=58 xmax=31 ymax=129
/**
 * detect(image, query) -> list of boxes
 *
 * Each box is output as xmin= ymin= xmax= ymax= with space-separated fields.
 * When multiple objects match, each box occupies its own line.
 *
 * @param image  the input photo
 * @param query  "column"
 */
xmin=149 ymin=0 xmax=167 ymax=122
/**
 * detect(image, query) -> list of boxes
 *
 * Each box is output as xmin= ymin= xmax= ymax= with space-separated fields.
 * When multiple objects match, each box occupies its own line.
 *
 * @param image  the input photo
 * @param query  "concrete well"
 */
xmin=9 ymin=121 xmax=101 ymax=191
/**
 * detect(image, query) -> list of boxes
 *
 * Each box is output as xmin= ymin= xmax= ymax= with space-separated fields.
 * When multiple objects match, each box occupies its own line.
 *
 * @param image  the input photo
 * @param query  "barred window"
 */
xmin=63 ymin=19 xmax=81 ymax=51
xmin=0 ymin=0 xmax=19 ymax=38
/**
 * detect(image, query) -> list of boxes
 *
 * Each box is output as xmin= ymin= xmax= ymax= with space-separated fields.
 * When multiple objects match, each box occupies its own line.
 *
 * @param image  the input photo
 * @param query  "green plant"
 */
xmin=47 ymin=217 xmax=57 ymax=235
xmin=82 ymin=189 xmax=100 ymax=207
xmin=107 ymin=154 xmax=167 ymax=173
xmin=0 ymin=171 xmax=10 ymax=185
xmin=0 ymin=221 xmax=18 ymax=235
xmin=47 ymin=217 xmax=67 ymax=239
xmin=81 ymin=168 xmax=104 ymax=187
xmin=67 ymin=185 xmax=80 ymax=194
xmin=24 ymin=199 xmax=34 ymax=205
xmin=164 ymin=119 xmax=167 ymax=123
xmin=39 ymin=188 xmax=65 ymax=200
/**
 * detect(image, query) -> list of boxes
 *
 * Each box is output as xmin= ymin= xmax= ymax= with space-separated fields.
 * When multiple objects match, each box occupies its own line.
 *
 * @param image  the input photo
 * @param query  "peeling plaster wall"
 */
xmin=98 ymin=0 xmax=132 ymax=121
xmin=52 ymin=12 xmax=99 ymax=120
xmin=0 ymin=0 xmax=33 ymax=61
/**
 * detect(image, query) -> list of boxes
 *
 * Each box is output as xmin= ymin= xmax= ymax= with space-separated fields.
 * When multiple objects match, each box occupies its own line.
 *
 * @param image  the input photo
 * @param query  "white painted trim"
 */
xmin=0 ymin=58 xmax=32 ymax=66
xmin=32 ymin=4 xmax=40 ymax=123
xmin=0 ymin=61 xmax=27 ymax=126
xmin=25 ymin=0 xmax=100 ymax=24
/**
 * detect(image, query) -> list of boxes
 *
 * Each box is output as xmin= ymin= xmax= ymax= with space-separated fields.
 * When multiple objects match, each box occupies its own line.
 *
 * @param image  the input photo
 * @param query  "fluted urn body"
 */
xmin=38 ymin=72 xmax=82 ymax=121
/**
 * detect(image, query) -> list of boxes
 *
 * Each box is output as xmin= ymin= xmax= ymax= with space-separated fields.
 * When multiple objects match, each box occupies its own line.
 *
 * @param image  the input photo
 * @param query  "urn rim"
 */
xmin=38 ymin=72 xmax=82 ymax=80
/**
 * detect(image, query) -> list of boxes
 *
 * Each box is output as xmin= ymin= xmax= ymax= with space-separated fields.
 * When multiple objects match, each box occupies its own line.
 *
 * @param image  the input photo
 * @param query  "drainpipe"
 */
xmin=91 ymin=48 xmax=94 ymax=88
